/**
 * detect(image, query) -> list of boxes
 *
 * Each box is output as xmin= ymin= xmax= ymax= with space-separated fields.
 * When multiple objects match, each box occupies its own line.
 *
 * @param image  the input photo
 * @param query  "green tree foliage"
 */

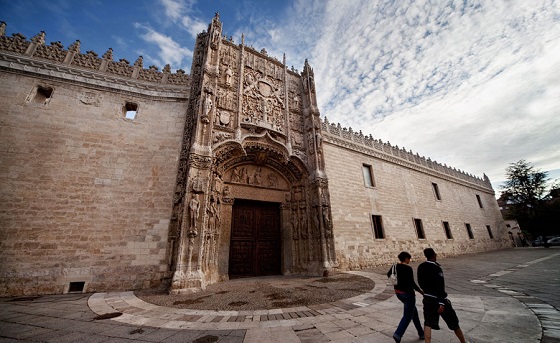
xmin=500 ymin=160 xmax=557 ymax=237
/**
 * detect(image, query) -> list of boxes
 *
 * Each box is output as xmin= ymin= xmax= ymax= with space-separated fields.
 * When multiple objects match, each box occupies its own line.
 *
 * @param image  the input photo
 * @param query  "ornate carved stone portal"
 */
xmin=168 ymin=13 xmax=336 ymax=294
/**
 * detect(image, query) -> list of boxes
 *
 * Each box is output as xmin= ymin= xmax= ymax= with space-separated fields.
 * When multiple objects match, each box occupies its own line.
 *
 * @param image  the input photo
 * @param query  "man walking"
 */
xmin=417 ymin=248 xmax=467 ymax=343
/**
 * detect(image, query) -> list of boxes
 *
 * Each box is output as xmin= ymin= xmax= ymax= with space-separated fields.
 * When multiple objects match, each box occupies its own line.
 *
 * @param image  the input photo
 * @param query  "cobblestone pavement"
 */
xmin=1 ymin=247 xmax=559 ymax=343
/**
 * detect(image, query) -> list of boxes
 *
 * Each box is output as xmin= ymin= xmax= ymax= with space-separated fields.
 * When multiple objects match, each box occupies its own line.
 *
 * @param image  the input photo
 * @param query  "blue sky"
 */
xmin=2 ymin=0 xmax=559 ymax=193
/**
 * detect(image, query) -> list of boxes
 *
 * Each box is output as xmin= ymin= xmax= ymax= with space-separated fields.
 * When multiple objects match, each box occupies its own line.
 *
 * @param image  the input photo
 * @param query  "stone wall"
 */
xmin=323 ymin=136 xmax=510 ymax=270
xmin=0 ymin=71 xmax=187 ymax=296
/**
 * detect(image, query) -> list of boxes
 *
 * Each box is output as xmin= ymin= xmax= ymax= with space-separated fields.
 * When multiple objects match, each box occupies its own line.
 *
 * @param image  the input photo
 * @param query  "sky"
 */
xmin=2 ymin=0 xmax=559 ymax=194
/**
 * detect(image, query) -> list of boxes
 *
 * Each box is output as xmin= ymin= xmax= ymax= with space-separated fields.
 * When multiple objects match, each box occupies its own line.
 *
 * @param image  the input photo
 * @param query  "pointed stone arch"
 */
xmin=209 ymin=137 xmax=313 ymax=282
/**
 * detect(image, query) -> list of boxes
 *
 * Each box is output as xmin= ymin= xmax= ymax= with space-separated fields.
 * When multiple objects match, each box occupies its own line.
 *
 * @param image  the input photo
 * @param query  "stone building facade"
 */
xmin=0 ymin=15 xmax=509 ymax=296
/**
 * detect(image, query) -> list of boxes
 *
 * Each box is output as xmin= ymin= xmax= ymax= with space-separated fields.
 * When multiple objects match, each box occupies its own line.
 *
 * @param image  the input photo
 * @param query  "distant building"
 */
xmin=0 ymin=16 xmax=509 ymax=296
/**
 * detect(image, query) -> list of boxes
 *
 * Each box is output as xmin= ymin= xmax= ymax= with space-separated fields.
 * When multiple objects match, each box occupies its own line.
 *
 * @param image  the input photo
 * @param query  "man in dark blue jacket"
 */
xmin=417 ymin=248 xmax=467 ymax=343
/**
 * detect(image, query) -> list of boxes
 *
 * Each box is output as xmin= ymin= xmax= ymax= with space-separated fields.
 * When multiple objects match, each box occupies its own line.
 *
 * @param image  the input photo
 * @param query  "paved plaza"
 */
xmin=1 ymin=247 xmax=559 ymax=342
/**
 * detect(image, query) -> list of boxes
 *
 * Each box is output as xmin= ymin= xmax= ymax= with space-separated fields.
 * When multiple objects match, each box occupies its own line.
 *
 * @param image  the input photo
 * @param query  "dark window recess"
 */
xmin=476 ymin=194 xmax=483 ymax=208
xmin=362 ymin=164 xmax=375 ymax=187
xmin=466 ymin=223 xmax=474 ymax=239
xmin=414 ymin=218 xmax=425 ymax=239
xmin=372 ymin=215 xmax=385 ymax=239
xmin=68 ymin=281 xmax=85 ymax=293
xmin=124 ymin=102 xmax=138 ymax=119
xmin=33 ymin=86 xmax=53 ymax=104
xmin=443 ymin=221 xmax=453 ymax=239
xmin=432 ymin=183 xmax=441 ymax=200
xmin=486 ymin=225 xmax=494 ymax=239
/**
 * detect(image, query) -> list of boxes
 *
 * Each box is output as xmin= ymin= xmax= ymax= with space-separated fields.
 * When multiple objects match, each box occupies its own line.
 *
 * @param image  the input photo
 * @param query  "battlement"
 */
xmin=0 ymin=22 xmax=190 ymax=86
xmin=321 ymin=117 xmax=494 ymax=191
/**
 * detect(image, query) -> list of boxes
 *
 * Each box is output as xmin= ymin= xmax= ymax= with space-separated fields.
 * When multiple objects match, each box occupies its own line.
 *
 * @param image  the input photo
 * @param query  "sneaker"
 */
xmin=419 ymin=336 xmax=425 ymax=340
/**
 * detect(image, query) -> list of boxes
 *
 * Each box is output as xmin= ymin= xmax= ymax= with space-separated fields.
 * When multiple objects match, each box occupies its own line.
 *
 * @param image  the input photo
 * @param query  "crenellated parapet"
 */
xmin=321 ymin=117 xmax=494 ymax=192
xmin=0 ymin=22 xmax=190 ymax=92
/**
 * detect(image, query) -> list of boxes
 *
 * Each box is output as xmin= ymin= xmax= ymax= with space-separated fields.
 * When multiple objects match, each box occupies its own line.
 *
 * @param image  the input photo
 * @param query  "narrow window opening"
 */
xmin=432 ymin=182 xmax=441 ymax=200
xmin=68 ymin=281 xmax=85 ymax=293
xmin=476 ymin=194 xmax=483 ymax=208
xmin=124 ymin=102 xmax=138 ymax=119
xmin=443 ymin=221 xmax=453 ymax=239
xmin=372 ymin=215 xmax=385 ymax=239
xmin=486 ymin=225 xmax=494 ymax=239
xmin=362 ymin=164 xmax=375 ymax=187
xmin=465 ymin=223 xmax=474 ymax=239
xmin=414 ymin=218 xmax=425 ymax=239
xmin=34 ymin=86 xmax=53 ymax=104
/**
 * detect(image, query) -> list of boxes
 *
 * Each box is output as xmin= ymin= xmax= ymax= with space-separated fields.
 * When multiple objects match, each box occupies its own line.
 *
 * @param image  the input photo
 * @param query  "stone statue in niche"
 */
xmin=241 ymin=167 xmax=249 ymax=183
xmin=292 ymin=209 xmax=299 ymax=239
xmin=267 ymin=173 xmax=278 ymax=188
xmin=315 ymin=131 xmax=323 ymax=151
xmin=224 ymin=66 xmax=233 ymax=86
xmin=323 ymin=207 xmax=332 ymax=237
xmin=202 ymin=93 xmax=213 ymax=123
xmin=207 ymin=198 xmax=220 ymax=232
xmin=314 ymin=209 xmax=321 ymax=238
xmin=300 ymin=211 xmax=308 ymax=239
xmin=230 ymin=167 xmax=241 ymax=183
xmin=252 ymin=167 xmax=262 ymax=186
xmin=189 ymin=194 xmax=200 ymax=228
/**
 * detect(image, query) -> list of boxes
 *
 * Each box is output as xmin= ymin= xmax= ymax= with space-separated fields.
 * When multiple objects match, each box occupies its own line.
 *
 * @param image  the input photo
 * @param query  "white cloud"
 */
xmin=160 ymin=0 xmax=185 ymax=21
xmin=134 ymin=23 xmax=192 ymax=69
xmin=158 ymin=0 xmax=207 ymax=38
xmin=283 ymin=0 xmax=560 ymax=188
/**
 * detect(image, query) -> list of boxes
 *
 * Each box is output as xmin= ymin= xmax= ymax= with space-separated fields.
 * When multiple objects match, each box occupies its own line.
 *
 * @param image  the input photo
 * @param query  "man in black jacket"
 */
xmin=417 ymin=248 xmax=467 ymax=343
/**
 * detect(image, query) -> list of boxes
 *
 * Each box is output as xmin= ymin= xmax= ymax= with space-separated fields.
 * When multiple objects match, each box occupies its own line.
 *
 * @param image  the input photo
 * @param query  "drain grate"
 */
xmin=68 ymin=281 xmax=85 ymax=293
xmin=193 ymin=335 xmax=219 ymax=343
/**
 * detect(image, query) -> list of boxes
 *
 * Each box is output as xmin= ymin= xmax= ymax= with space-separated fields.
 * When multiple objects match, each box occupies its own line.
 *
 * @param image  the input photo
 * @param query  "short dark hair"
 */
xmin=398 ymin=251 xmax=411 ymax=262
xmin=424 ymin=248 xmax=436 ymax=259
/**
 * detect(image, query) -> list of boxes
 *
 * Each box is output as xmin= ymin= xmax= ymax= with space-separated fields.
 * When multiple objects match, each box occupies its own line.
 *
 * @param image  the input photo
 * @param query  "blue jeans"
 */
xmin=394 ymin=293 xmax=424 ymax=340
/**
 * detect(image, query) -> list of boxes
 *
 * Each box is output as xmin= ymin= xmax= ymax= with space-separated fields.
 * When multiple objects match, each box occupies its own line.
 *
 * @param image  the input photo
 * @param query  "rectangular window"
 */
xmin=372 ymin=215 xmax=385 ymax=239
xmin=476 ymin=194 xmax=483 ymax=208
xmin=414 ymin=218 xmax=425 ymax=239
xmin=362 ymin=164 xmax=375 ymax=187
xmin=443 ymin=221 xmax=453 ymax=239
xmin=486 ymin=225 xmax=494 ymax=239
xmin=465 ymin=223 xmax=474 ymax=239
xmin=432 ymin=183 xmax=441 ymax=200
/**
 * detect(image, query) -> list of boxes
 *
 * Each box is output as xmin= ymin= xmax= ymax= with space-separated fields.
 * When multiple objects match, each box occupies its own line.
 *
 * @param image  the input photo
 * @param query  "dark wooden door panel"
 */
xmin=229 ymin=200 xmax=280 ymax=278
xmin=229 ymin=240 xmax=253 ymax=277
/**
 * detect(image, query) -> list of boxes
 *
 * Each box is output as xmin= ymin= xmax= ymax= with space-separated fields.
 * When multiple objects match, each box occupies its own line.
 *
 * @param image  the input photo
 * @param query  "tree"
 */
xmin=500 ymin=160 xmax=549 ymax=237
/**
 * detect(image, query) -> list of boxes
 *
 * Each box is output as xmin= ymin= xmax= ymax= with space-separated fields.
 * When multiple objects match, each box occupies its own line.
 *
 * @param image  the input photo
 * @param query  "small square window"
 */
xmin=443 ymin=221 xmax=453 ymax=239
xmin=124 ymin=102 xmax=138 ymax=119
xmin=414 ymin=218 xmax=425 ymax=239
xmin=372 ymin=215 xmax=385 ymax=239
xmin=432 ymin=183 xmax=441 ymax=200
xmin=465 ymin=223 xmax=474 ymax=239
xmin=486 ymin=225 xmax=494 ymax=239
xmin=476 ymin=194 xmax=483 ymax=208
xmin=362 ymin=164 xmax=375 ymax=187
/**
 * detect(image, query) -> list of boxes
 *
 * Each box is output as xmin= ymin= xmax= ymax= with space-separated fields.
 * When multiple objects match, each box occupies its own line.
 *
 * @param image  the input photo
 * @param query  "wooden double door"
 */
xmin=229 ymin=200 xmax=281 ymax=278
